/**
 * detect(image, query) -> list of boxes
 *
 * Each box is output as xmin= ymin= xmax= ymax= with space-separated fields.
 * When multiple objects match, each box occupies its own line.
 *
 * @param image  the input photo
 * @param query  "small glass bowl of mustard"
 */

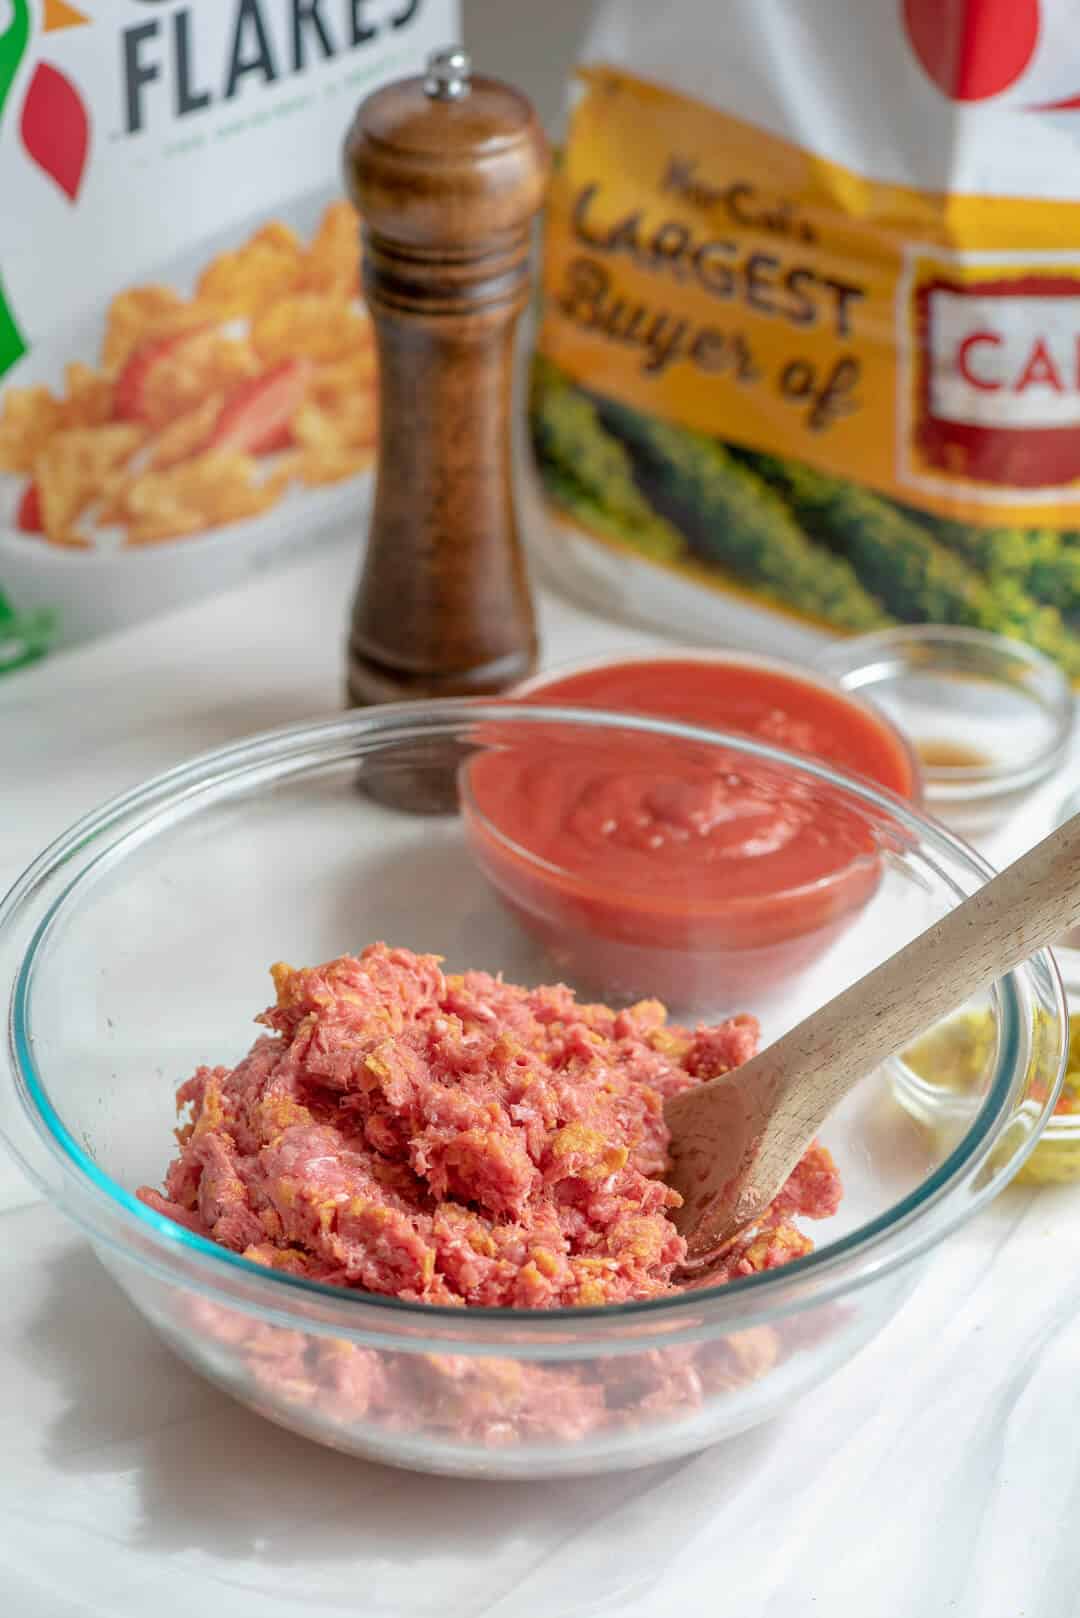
xmin=816 ymin=626 xmax=1074 ymax=835
xmin=893 ymin=1001 xmax=1080 ymax=1186
xmin=892 ymin=783 xmax=1080 ymax=1185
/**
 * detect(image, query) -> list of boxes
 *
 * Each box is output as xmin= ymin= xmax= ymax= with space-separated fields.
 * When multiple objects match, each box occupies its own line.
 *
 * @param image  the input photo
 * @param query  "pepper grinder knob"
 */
xmin=424 ymin=46 xmax=471 ymax=100
xmin=343 ymin=47 xmax=549 ymax=716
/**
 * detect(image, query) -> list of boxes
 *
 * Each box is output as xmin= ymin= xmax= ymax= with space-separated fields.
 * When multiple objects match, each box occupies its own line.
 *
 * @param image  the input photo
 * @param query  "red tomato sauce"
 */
xmin=516 ymin=657 xmax=917 ymax=801
xmin=465 ymin=657 xmax=920 ymax=1004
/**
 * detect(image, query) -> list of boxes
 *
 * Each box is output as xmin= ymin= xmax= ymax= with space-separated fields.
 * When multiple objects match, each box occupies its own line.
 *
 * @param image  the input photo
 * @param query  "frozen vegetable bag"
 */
xmin=531 ymin=0 xmax=1080 ymax=674
xmin=0 ymin=0 xmax=457 ymax=671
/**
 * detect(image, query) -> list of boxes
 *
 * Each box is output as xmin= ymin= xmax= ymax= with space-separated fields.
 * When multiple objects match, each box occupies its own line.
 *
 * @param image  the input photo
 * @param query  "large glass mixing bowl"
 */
xmin=0 ymin=704 xmax=1066 ymax=1479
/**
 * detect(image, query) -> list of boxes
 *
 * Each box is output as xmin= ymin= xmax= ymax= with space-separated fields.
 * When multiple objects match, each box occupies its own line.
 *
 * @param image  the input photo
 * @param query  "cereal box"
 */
xmin=0 ymin=0 xmax=457 ymax=672
xmin=531 ymin=0 xmax=1080 ymax=678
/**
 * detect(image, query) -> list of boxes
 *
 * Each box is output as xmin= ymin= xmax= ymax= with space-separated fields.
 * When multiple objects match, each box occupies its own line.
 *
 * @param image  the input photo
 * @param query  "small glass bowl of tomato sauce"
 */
xmin=817 ymin=626 xmax=1073 ymax=836
xmin=462 ymin=651 xmax=921 ymax=1010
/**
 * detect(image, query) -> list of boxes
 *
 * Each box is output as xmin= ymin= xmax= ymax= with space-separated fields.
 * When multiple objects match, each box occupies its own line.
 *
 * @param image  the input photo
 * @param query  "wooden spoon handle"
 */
xmin=667 ymin=811 xmax=1080 ymax=1257
xmin=756 ymin=809 xmax=1080 ymax=1138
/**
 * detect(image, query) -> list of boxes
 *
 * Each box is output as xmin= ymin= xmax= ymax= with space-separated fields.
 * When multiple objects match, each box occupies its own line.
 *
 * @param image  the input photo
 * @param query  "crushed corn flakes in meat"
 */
xmin=139 ymin=945 xmax=840 ymax=1311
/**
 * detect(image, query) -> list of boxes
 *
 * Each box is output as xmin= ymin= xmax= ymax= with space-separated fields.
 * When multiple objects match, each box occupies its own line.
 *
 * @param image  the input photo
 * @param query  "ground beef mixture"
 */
xmin=140 ymin=945 xmax=841 ymax=1445
xmin=140 ymin=945 xmax=839 ymax=1304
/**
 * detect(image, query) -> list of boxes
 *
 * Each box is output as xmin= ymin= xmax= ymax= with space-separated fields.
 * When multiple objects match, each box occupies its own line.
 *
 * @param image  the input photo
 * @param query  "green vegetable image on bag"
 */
xmin=742 ymin=454 xmax=1080 ymax=679
xmin=593 ymin=396 xmax=890 ymax=633
xmin=531 ymin=359 xmax=684 ymax=565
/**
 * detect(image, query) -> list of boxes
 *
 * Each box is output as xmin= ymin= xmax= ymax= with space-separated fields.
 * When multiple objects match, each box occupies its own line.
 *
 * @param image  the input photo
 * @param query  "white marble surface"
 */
xmin=5 ymin=524 xmax=1080 ymax=1616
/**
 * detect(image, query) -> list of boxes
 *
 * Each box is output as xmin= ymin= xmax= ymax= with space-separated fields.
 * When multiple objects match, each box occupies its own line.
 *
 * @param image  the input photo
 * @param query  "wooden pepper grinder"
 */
xmin=344 ymin=47 xmax=549 ymax=727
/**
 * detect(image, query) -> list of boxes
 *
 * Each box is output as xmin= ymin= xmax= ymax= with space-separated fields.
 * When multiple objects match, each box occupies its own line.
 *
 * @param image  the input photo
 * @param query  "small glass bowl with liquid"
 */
xmin=816 ymin=626 xmax=1074 ymax=834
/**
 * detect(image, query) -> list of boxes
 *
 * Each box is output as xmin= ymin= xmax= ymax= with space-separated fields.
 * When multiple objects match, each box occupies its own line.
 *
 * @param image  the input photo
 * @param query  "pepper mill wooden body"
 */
xmin=344 ymin=49 xmax=548 ymax=720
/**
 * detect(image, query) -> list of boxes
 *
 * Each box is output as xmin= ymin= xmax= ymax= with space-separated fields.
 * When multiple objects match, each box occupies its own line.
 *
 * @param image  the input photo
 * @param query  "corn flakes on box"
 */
xmin=531 ymin=0 xmax=1080 ymax=676
xmin=0 ymin=0 xmax=457 ymax=672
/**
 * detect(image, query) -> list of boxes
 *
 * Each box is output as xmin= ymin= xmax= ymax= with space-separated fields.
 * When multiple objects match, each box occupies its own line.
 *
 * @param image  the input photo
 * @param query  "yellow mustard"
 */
xmin=903 ymin=1011 xmax=1080 ymax=1186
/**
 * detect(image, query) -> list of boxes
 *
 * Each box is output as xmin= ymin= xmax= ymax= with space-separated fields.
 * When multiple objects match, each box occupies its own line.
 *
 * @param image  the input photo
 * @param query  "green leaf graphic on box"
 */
xmin=0 ymin=1 xmax=31 ymax=376
xmin=0 ymin=0 xmax=30 ymax=120
xmin=0 ymin=273 xmax=26 ymax=376
xmin=0 ymin=591 xmax=58 ymax=674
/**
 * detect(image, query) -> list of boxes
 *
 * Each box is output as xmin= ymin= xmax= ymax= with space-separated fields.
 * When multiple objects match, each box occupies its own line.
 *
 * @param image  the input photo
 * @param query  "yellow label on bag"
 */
xmin=538 ymin=65 xmax=1080 ymax=527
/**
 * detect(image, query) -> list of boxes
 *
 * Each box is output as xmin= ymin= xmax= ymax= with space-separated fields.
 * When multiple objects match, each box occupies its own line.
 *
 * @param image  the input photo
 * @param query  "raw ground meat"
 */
xmin=140 ymin=945 xmax=842 ymax=1444
xmin=140 ymin=944 xmax=839 ymax=1306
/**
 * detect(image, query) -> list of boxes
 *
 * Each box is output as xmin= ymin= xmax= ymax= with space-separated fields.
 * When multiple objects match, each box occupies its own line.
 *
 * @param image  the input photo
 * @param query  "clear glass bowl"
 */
xmin=0 ymin=704 xmax=1067 ymax=1480
xmin=816 ymin=626 xmax=1073 ymax=835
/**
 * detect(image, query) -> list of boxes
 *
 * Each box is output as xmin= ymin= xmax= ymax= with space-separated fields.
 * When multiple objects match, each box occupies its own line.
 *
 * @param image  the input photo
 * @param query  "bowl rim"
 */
xmin=814 ymin=624 xmax=1075 ymax=796
xmin=0 ymin=700 xmax=1066 ymax=1344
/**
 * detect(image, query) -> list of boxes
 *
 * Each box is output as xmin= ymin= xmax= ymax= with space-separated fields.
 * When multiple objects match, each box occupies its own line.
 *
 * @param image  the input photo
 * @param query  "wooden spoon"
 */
xmin=665 ymin=811 xmax=1080 ymax=1265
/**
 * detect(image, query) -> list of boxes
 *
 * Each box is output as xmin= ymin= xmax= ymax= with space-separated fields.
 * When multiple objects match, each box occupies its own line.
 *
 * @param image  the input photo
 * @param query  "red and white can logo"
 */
xmin=914 ymin=272 xmax=1080 ymax=489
